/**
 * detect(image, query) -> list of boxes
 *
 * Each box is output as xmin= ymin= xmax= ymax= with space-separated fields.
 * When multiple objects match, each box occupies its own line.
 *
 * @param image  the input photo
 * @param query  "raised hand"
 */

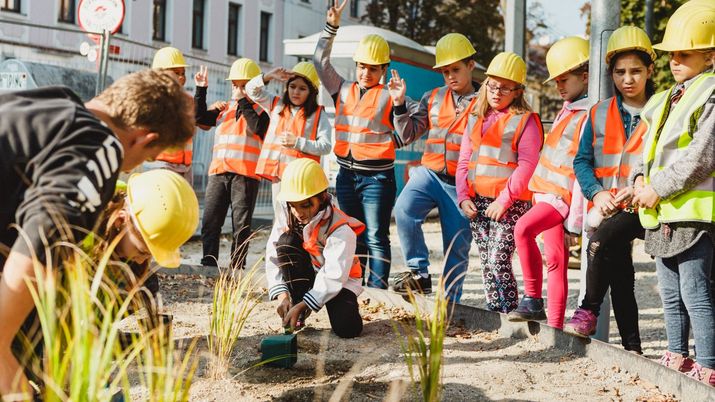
xmin=388 ymin=69 xmax=406 ymax=106
xmin=264 ymin=67 xmax=294 ymax=83
xmin=209 ymin=100 xmax=228 ymax=112
xmin=194 ymin=65 xmax=208 ymax=87
xmin=327 ymin=0 xmax=348 ymax=26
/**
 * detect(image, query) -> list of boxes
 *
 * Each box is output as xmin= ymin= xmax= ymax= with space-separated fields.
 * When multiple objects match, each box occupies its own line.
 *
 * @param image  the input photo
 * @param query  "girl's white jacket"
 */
xmin=265 ymin=195 xmax=363 ymax=312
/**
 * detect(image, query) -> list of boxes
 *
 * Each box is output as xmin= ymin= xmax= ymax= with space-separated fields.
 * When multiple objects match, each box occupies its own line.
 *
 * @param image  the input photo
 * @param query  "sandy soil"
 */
xmin=135 ymin=220 xmax=679 ymax=401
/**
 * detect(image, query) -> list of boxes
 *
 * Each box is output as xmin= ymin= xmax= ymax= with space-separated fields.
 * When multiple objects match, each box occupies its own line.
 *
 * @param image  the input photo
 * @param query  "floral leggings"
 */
xmin=470 ymin=194 xmax=530 ymax=313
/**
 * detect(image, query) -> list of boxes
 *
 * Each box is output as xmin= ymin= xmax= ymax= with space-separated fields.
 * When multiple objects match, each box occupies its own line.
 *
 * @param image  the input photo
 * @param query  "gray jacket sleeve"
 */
xmin=393 ymin=92 xmax=430 ymax=146
xmin=294 ymin=108 xmax=333 ymax=156
xmin=650 ymin=93 xmax=715 ymax=199
xmin=313 ymin=24 xmax=344 ymax=98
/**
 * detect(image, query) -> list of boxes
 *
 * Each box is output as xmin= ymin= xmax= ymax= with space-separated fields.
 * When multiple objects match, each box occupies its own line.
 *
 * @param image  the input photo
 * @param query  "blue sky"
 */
xmin=535 ymin=0 xmax=589 ymax=39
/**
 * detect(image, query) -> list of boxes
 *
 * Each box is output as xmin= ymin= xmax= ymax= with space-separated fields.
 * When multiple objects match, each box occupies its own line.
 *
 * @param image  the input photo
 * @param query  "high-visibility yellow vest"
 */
xmin=639 ymin=73 xmax=715 ymax=229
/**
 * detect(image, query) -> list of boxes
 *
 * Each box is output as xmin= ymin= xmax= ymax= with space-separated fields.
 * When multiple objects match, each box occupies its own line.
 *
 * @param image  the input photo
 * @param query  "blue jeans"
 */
xmin=336 ymin=167 xmax=396 ymax=289
xmin=656 ymin=234 xmax=715 ymax=368
xmin=394 ymin=167 xmax=471 ymax=302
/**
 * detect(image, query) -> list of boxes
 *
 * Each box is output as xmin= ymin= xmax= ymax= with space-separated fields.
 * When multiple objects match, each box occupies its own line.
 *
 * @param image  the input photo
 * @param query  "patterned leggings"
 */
xmin=470 ymin=195 xmax=530 ymax=313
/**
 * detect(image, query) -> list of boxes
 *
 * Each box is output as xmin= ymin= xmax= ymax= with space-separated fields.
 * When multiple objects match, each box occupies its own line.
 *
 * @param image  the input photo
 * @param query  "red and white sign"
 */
xmin=78 ymin=0 xmax=125 ymax=35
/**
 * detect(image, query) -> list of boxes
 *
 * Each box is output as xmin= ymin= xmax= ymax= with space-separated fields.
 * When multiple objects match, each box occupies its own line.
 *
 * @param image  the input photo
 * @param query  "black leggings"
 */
xmin=580 ymin=210 xmax=644 ymax=352
xmin=275 ymin=231 xmax=363 ymax=338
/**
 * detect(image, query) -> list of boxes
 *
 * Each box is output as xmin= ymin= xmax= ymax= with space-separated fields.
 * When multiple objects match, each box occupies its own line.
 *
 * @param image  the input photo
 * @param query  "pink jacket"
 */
xmin=456 ymin=108 xmax=542 ymax=209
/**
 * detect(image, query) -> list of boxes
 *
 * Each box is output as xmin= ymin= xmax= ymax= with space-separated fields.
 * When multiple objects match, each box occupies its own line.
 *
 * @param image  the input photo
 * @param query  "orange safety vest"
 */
xmin=423 ymin=86 xmax=477 ymax=176
xmin=302 ymin=207 xmax=365 ymax=280
xmin=208 ymin=102 xmax=264 ymax=178
xmin=333 ymin=82 xmax=395 ymax=161
xmin=528 ymin=110 xmax=588 ymax=205
xmin=155 ymin=141 xmax=193 ymax=166
xmin=590 ymin=97 xmax=647 ymax=191
xmin=256 ymin=98 xmax=323 ymax=181
xmin=467 ymin=112 xmax=542 ymax=201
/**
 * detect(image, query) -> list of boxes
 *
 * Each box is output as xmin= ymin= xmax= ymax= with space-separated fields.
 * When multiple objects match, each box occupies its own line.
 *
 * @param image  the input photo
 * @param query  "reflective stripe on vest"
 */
xmin=256 ymin=98 xmax=322 ymax=181
xmin=528 ymin=109 xmax=587 ymax=205
xmin=208 ymin=102 xmax=264 ymax=178
xmin=302 ymin=207 xmax=365 ymax=280
xmin=422 ymin=86 xmax=477 ymax=176
xmin=333 ymin=82 xmax=395 ymax=161
xmin=591 ymin=97 xmax=647 ymax=190
xmin=466 ymin=112 xmax=541 ymax=200
xmin=155 ymin=141 xmax=193 ymax=166
xmin=639 ymin=73 xmax=715 ymax=228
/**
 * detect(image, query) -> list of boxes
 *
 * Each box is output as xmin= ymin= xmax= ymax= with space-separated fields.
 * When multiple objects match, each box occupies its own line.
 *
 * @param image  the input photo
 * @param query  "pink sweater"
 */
xmin=456 ymin=108 xmax=543 ymax=209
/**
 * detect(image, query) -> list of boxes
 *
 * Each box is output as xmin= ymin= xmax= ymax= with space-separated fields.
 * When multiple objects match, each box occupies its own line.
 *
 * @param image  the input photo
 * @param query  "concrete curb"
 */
xmin=362 ymin=287 xmax=715 ymax=402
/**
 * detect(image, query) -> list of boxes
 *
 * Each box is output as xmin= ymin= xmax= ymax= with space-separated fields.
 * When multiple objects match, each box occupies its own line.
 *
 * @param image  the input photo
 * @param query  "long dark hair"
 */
xmin=281 ymin=76 xmax=319 ymax=118
xmin=608 ymin=50 xmax=655 ymax=99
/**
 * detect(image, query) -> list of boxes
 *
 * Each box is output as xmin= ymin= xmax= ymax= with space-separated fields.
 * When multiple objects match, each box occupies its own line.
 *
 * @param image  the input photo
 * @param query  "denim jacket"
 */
xmin=574 ymin=95 xmax=642 ymax=201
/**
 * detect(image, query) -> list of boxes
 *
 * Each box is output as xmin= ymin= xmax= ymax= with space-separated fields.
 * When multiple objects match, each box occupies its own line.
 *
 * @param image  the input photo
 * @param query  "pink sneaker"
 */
xmin=659 ymin=351 xmax=695 ymax=373
xmin=564 ymin=308 xmax=597 ymax=338
xmin=686 ymin=363 xmax=715 ymax=387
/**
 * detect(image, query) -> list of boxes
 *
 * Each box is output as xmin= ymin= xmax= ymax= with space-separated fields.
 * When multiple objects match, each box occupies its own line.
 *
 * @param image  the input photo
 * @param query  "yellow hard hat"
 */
xmin=544 ymin=36 xmax=590 ymax=83
xmin=152 ymin=47 xmax=189 ymax=69
xmin=653 ymin=2 xmax=715 ymax=52
xmin=433 ymin=33 xmax=477 ymax=69
xmin=277 ymin=158 xmax=329 ymax=202
xmin=291 ymin=61 xmax=320 ymax=90
xmin=606 ymin=26 xmax=656 ymax=64
xmin=127 ymin=170 xmax=199 ymax=268
xmin=226 ymin=58 xmax=262 ymax=81
xmin=486 ymin=52 xmax=527 ymax=85
xmin=353 ymin=34 xmax=391 ymax=65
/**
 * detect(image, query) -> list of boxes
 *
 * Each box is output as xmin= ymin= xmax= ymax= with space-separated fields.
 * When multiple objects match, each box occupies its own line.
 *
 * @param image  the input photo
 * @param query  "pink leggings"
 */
xmin=514 ymin=202 xmax=568 ymax=328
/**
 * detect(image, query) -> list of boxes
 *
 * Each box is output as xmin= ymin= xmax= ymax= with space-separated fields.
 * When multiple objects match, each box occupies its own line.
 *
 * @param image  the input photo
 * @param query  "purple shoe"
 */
xmin=564 ymin=308 xmax=597 ymax=338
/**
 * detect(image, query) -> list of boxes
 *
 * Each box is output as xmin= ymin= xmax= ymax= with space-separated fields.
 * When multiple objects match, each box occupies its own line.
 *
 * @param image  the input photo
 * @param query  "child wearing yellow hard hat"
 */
xmin=245 ymin=62 xmax=332 ymax=213
xmin=508 ymin=36 xmax=592 ymax=330
xmin=200 ymin=58 xmax=271 ymax=270
xmin=147 ymin=47 xmax=220 ymax=184
xmin=456 ymin=52 xmax=544 ymax=313
xmin=630 ymin=1 xmax=715 ymax=386
xmin=563 ymin=27 xmax=657 ymax=354
xmin=313 ymin=0 xmax=399 ymax=289
xmin=265 ymin=158 xmax=363 ymax=338
xmin=386 ymin=33 xmax=479 ymax=303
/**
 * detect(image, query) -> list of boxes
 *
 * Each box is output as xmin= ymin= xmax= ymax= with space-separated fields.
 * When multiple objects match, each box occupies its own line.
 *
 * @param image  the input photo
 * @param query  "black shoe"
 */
xmin=391 ymin=271 xmax=432 ymax=295
xmin=507 ymin=296 xmax=547 ymax=321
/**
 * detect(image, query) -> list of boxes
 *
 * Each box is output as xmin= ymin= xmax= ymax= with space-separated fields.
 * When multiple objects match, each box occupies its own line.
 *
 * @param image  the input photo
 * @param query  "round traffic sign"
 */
xmin=78 ymin=0 xmax=125 ymax=35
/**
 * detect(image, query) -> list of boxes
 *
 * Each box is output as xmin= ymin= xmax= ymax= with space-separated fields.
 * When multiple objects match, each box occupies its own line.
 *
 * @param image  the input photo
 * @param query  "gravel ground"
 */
xmin=129 ymin=219 xmax=684 ymax=401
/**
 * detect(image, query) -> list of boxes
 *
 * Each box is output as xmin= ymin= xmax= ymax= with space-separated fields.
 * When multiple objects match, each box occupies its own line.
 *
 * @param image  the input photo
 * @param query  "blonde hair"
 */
xmin=472 ymin=77 xmax=533 ymax=119
xmin=95 ymin=69 xmax=195 ymax=149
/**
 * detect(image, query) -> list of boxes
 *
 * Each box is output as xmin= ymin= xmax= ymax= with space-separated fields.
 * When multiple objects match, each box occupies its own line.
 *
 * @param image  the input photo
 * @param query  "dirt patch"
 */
xmin=121 ymin=269 xmax=677 ymax=401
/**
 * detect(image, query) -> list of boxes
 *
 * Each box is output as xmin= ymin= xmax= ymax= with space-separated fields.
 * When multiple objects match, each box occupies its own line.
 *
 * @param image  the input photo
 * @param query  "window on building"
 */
xmin=192 ymin=0 xmax=206 ymax=49
xmin=1 ymin=0 xmax=21 ymax=13
xmin=227 ymin=3 xmax=241 ymax=55
xmin=58 ymin=0 xmax=75 ymax=23
xmin=350 ymin=0 xmax=359 ymax=18
xmin=259 ymin=11 xmax=271 ymax=62
xmin=153 ymin=0 xmax=167 ymax=41
xmin=300 ymin=0 xmax=310 ymax=3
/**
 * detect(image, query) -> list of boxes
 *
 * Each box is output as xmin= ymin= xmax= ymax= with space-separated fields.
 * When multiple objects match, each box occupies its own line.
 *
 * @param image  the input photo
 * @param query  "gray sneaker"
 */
xmin=391 ymin=271 xmax=432 ymax=295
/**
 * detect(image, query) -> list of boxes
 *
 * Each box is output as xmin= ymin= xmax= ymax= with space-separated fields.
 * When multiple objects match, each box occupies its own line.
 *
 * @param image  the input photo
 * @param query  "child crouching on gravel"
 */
xmin=265 ymin=159 xmax=363 ymax=338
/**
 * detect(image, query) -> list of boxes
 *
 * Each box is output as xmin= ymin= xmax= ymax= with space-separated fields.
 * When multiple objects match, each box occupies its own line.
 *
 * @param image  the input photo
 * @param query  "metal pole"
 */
xmin=644 ymin=0 xmax=654 ymax=39
xmin=504 ymin=0 xmax=526 ymax=58
xmin=95 ymin=29 xmax=111 ymax=95
xmin=580 ymin=0 xmax=620 ymax=343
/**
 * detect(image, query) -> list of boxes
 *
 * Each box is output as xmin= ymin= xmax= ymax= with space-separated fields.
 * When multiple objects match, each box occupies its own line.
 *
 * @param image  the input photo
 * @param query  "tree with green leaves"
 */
xmin=363 ymin=0 xmax=504 ymax=68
